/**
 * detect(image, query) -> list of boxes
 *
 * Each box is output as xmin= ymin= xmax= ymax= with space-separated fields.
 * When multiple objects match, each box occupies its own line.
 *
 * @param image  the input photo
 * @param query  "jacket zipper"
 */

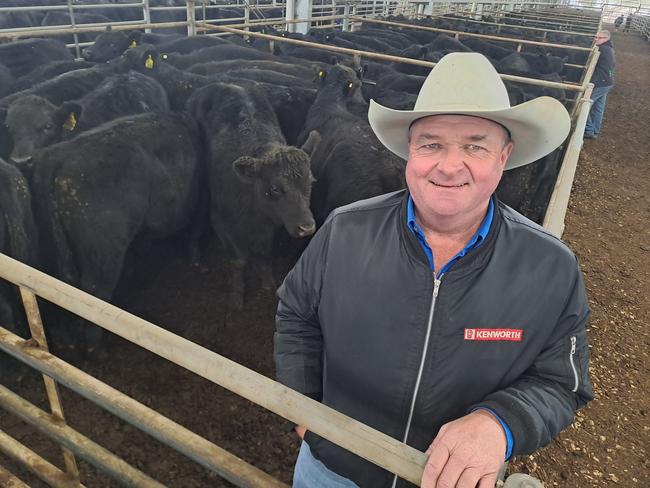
xmin=569 ymin=335 xmax=579 ymax=392
xmin=391 ymin=274 xmax=441 ymax=488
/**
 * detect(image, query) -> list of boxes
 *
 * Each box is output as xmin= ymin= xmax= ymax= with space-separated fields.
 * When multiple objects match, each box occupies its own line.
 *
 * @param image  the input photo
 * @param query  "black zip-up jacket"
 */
xmin=274 ymin=190 xmax=593 ymax=487
xmin=591 ymin=40 xmax=615 ymax=88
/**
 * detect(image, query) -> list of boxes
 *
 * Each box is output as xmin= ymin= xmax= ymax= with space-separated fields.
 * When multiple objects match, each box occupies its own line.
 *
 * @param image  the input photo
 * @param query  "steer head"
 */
xmin=82 ymin=25 xmax=130 ymax=63
xmin=112 ymin=44 xmax=160 ymax=74
xmin=232 ymin=132 xmax=320 ymax=238
xmin=317 ymin=65 xmax=362 ymax=98
xmin=6 ymin=95 xmax=79 ymax=163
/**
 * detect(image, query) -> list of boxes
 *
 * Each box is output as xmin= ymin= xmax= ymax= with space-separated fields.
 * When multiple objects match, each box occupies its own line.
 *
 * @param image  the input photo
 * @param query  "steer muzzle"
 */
xmin=294 ymin=220 xmax=316 ymax=238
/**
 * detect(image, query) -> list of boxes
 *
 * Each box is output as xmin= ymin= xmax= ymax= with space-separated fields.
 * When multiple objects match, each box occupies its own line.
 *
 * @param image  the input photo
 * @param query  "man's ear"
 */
xmin=232 ymin=156 xmax=259 ymax=183
xmin=501 ymin=141 xmax=514 ymax=168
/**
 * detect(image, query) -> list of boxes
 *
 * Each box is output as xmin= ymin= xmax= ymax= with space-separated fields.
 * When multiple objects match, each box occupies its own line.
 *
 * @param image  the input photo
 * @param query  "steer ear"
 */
xmin=232 ymin=156 xmax=259 ymax=183
xmin=300 ymin=130 xmax=321 ymax=156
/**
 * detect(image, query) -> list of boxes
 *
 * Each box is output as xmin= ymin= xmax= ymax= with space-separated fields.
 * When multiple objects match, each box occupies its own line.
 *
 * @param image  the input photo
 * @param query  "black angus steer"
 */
xmin=28 ymin=112 xmax=204 ymax=351
xmin=82 ymin=27 xmax=181 ymax=62
xmin=111 ymin=44 xmax=209 ymax=111
xmin=6 ymin=71 xmax=169 ymax=162
xmin=186 ymin=82 xmax=318 ymax=309
xmin=0 ymin=39 xmax=73 ymax=79
xmin=7 ymin=60 xmax=94 ymax=96
xmin=300 ymin=65 xmax=406 ymax=224
xmin=0 ymin=157 xmax=38 ymax=383
xmin=0 ymin=157 xmax=38 ymax=329
xmin=0 ymin=66 xmax=114 ymax=160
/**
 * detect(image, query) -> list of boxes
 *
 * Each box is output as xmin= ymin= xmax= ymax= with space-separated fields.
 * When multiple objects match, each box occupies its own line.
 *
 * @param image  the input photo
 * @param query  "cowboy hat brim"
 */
xmin=368 ymin=96 xmax=571 ymax=170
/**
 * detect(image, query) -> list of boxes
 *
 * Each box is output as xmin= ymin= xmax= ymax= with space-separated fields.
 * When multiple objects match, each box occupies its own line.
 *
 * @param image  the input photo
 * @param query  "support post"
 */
xmin=66 ymin=0 xmax=80 ymax=59
xmin=0 ymin=385 xmax=165 ymax=488
xmin=343 ymin=4 xmax=350 ymax=31
xmin=285 ymin=0 xmax=296 ymax=33
xmin=187 ymin=0 xmax=197 ymax=36
xmin=295 ymin=0 xmax=311 ymax=34
xmin=143 ymin=0 xmax=152 ymax=33
xmin=19 ymin=287 xmax=81 ymax=485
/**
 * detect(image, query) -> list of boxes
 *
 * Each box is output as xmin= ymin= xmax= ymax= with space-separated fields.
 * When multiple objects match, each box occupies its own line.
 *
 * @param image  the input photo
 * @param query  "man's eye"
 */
xmin=466 ymin=144 xmax=484 ymax=152
xmin=422 ymin=143 xmax=441 ymax=150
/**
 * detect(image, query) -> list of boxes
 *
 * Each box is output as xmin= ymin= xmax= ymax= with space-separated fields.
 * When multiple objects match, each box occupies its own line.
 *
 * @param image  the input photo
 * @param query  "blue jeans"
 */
xmin=585 ymin=85 xmax=613 ymax=136
xmin=293 ymin=442 xmax=360 ymax=488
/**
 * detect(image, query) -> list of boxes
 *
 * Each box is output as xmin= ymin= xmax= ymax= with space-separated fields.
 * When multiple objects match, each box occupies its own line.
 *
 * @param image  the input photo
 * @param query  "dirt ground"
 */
xmin=1 ymin=32 xmax=648 ymax=488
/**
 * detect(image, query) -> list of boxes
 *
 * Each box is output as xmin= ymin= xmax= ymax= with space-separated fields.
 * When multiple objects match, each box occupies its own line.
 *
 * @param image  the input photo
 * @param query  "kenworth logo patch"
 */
xmin=464 ymin=328 xmax=523 ymax=342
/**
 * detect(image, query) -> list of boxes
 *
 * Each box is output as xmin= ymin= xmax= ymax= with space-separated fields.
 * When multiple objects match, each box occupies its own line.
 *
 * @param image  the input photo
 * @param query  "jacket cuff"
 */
xmin=472 ymin=407 xmax=514 ymax=460
xmin=471 ymin=392 xmax=543 ymax=455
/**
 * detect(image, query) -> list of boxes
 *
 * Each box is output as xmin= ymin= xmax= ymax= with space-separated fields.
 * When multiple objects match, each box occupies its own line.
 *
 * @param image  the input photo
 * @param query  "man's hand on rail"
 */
xmin=421 ymin=410 xmax=506 ymax=488
xmin=295 ymin=425 xmax=307 ymax=440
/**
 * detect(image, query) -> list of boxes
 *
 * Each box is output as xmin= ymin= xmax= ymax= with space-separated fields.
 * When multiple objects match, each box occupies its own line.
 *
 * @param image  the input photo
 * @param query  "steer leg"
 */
xmin=68 ymin=215 xmax=139 ymax=356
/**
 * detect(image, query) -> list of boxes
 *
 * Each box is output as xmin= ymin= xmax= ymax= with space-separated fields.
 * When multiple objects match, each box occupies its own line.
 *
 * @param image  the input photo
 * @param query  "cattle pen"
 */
xmin=0 ymin=0 xmax=646 ymax=486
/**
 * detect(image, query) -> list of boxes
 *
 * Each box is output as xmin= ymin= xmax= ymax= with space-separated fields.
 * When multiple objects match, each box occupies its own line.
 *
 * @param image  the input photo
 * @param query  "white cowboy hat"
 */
xmin=368 ymin=52 xmax=571 ymax=170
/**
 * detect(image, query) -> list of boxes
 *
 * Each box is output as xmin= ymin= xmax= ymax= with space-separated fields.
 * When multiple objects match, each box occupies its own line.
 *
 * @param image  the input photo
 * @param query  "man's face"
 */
xmin=406 ymin=115 xmax=513 ymax=223
xmin=595 ymin=34 xmax=609 ymax=46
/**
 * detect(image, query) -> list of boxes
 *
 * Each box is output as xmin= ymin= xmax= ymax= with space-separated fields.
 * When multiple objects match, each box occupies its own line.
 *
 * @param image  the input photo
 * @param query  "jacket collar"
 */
xmin=398 ymin=190 xmax=503 ymax=276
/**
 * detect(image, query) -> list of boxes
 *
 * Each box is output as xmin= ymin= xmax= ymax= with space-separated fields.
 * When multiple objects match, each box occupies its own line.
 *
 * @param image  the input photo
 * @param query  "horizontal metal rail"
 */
xmin=506 ymin=9 xmax=602 ymax=23
xmin=0 ymin=20 xmax=189 ymax=40
xmin=0 ymin=3 xmax=144 ymax=13
xmin=428 ymin=13 xmax=596 ymax=37
xmin=352 ymin=15 xmax=593 ymax=51
xmin=0 ymin=19 xmax=148 ymax=36
xmin=543 ymin=83 xmax=594 ymax=237
xmin=0 ymin=464 xmax=28 ymax=488
xmin=0 ymin=385 xmax=166 ymax=488
xmin=201 ymin=22 xmax=585 ymax=91
xmin=501 ymin=12 xmax=599 ymax=29
xmin=0 ymin=254 xmax=429 ymax=486
xmin=0 ymin=327 xmax=288 ymax=488
xmin=0 ymin=429 xmax=84 ymax=488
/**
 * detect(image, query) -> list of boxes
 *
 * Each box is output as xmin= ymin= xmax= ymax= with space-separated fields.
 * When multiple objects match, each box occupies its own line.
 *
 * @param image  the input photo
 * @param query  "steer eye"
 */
xmin=43 ymin=123 xmax=54 ymax=132
xmin=266 ymin=184 xmax=283 ymax=197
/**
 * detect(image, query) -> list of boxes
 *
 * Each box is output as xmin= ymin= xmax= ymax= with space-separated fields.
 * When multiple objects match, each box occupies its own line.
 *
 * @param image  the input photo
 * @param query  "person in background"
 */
xmin=624 ymin=15 xmax=633 ymax=32
xmin=585 ymin=30 xmax=615 ymax=139
xmin=275 ymin=52 xmax=593 ymax=488
xmin=614 ymin=15 xmax=624 ymax=31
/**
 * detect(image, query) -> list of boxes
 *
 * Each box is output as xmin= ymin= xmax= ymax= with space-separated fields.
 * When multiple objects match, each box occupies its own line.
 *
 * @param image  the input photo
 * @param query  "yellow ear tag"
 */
xmin=319 ymin=70 xmax=325 ymax=78
xmin=347 ymin=82 xmax=353 ymax=89
xmin=145 ymin=54 xmax=154 ymax=70
xmin=63 ymin=113 xmax=77 ymax=131
xmin=130 ymin=40 xmax=137 ymax=48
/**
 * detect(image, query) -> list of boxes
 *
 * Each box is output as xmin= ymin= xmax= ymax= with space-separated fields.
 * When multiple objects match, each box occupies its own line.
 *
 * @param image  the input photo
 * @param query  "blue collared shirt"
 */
xmin=406 ymin=195 xmax=514 ymax=460
xmin=407 ymin=196 xmax=493 ymax=277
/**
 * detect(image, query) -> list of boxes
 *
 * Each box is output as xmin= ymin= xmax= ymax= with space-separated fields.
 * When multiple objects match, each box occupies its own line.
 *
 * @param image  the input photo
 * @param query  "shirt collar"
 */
xmin=407 ymin=195 xmax=494 ymax=253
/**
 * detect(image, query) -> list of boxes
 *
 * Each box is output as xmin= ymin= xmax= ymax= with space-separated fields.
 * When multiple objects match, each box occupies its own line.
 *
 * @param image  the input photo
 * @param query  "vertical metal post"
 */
xmin=19 ymin=287 xmax=81 ymax=485
xmin=285 ymin=0 xmax=296 ymax=33
xmin=187 ymin=0 xmax=197 ymax=36
xmin=295 ymin=0 xmax=311 ymax=34
xmin=343 ymin=4 xmax=350 ymax=31
xmin=244 ymin=2 xmax=250 ymax=37
xmin=143 ymin=0 xmax=152 ymax=33
xmin=66 ymin=0 xmax=81 ymax=59
xmin=350 ymin=5 xmax=357 ymax=31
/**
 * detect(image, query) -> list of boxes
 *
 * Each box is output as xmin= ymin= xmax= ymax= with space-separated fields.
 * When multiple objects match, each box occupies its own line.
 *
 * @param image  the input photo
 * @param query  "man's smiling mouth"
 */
xmin=431 ymin=181 xmax=468 ymax=188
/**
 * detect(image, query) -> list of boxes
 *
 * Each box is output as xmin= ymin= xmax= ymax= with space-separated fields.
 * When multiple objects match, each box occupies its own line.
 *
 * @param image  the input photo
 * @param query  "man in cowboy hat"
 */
xmin=275 ymin=53 xmax=593 ymax=488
